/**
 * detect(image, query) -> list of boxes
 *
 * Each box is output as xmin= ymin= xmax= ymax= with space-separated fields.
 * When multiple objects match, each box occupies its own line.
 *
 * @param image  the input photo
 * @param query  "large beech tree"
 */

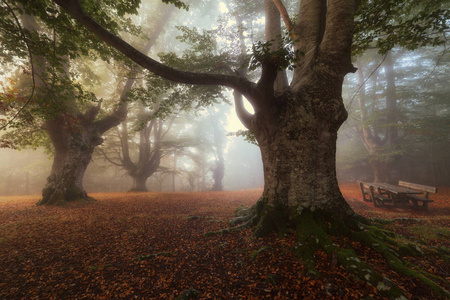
xmin=49 ymin=0 xmax=450 ymax=296
xmin=55 ymin=0 xmax=359 ymax=231
xmin=0 ymin=0 xmax=168 ymax=204
xmin=0 ymin=1 xmax=133 ymax=205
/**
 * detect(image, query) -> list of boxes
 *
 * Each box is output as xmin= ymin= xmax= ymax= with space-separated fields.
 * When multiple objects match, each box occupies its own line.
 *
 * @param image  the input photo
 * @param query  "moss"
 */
xmin=227 ymin=195 xmax=449 ymax=298
xmin=384 ymin=252 xmax=449 ymax=297
xmin=204 ymin=228 xmax=235 ymax=237
xmin=292 ymin=210 xmax=336 ymax=276
xmin=253 ymin=197 xmax=291 ymax=238
xmin=250 ymin=246 xmax=271 ymax=260
xmin=409 ymin=225 xmax=450 ymax=242
xmin=38 ymin=184 xmax=94 ymax=206
xmin=398 ymin=243 xmax=424 ymax=257
xmin=176 ymin=288 xmax=200 ymax=300
xmin=351 ymin=225 xmax=450 ymax=298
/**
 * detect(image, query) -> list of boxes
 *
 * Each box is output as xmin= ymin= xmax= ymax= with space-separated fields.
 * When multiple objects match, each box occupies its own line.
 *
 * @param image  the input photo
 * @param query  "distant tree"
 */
xmin=355 ymin=52 xmax=402 ymax=183
xmin=97 ymin=6 xmax=174 ymax=192
xmin=344 ymin=46 xmax=450 ymax=185
xmin=211 ymin=111 xmax=225 ymax=191
xmin=0 ymin=0 xmax=146 ymax=204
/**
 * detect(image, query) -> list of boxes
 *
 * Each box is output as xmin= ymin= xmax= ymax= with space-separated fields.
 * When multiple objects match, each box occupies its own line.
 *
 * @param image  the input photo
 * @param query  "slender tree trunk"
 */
xmin=211 ymin=112 xmax=225 ymax=191
xmin=356 ymin=58 xmax=397 ymax=183
xmin=25 ymin=171 xmax=30 ymax=195
xmin=212 ymin=160 xmax=224 ymax=191
xmin=172 ymin=153 xmax=176 ymax=192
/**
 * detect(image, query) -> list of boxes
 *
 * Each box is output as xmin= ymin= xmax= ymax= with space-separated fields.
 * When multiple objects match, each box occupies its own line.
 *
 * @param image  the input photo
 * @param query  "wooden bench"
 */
xmin=398 ymin=181 xmax=437 ymax=210
xmin=369 ymin=186 xmax=392 ymax=207
xmin=358 ymin=181 xmax=371 ymax=202
xmin=358 ymin=181 xmax=392 ymax=207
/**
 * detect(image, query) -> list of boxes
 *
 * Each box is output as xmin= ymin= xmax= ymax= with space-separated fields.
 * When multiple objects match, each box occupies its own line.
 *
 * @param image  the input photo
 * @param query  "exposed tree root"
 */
xmin=228 ymin=198 xmax=450 ymax=299
xmin=37 ymin=185 xmax=95 ymax=206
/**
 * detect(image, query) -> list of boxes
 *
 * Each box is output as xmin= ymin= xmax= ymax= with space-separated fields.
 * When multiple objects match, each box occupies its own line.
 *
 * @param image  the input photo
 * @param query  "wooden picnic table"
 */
xmin=369 ymin=182 xmax=423 ymax=206
xmin=358 ymin=181 xmax=436 ymax=209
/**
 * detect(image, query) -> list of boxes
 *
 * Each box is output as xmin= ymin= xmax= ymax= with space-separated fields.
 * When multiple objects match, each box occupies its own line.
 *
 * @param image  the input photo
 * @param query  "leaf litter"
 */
xmin=0 ymin=186 xmax=449 ymax=299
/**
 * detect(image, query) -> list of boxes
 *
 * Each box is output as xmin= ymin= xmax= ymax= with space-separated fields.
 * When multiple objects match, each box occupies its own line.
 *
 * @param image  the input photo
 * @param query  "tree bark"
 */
xmin=129 ymin=175 xmax=149 ymax=192
xmin=212 ymin=160 xmax=224 ymax=191
xmin=246 ymin=67 xmax=352 ymax=235
xmin=38 ymin=116 xmax=104 ymax=205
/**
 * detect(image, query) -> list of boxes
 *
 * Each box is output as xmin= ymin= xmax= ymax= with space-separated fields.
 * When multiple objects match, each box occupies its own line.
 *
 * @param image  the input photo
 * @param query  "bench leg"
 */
xmin=373 ymin=198 xmax=380 ymax=207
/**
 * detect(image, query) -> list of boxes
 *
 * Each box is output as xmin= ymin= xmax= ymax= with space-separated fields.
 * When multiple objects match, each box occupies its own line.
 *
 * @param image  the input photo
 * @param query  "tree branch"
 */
xmin=93 ymin=4 xmax=174 ymax=134
xmin=264 ymin=0 xmax=288 ymax=93
xmin=271 ymin=0 xmax=292 ymax=31
xmin=97 ymin=147 xmax=124 ymax=167
xmin=295 ymin=0 xmax=327 ymax=53
xmin=320 ymin=0 xmax=357 ymax=72
xmin=52 ymin=0 xmax=258 ymax=102
xmin=0 ymin=1 xmax=37 ymax=131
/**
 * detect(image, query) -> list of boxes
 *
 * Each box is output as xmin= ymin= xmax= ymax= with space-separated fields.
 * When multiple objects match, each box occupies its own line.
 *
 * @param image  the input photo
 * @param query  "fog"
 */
xmin=0 ymin=103 xmax=265 ymax=195
xmin=1 ymin=1 xmax=449 ymax=197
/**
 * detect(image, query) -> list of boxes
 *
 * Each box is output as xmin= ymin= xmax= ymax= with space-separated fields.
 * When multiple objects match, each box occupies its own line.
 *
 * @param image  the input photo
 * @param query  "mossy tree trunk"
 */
xmin=39 ymin=120 xmax=98 ymax=205
xmin=246 ymin=67 xmax=352 ymax=236
xmin=38 ymin=105 xmax=126 ymax=205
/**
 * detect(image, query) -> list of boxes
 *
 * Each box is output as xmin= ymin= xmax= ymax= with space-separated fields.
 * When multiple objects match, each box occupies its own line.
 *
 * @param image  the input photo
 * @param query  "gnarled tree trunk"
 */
xmin=245 ymin=71 xmax=352 ymax=236
xmin=129 ymin=174 xmax=150 ymax=192
xmin=38 ymin=105 xmax=126 ymax=205
xmin=39 ymin=120 xmax=99 ymax=204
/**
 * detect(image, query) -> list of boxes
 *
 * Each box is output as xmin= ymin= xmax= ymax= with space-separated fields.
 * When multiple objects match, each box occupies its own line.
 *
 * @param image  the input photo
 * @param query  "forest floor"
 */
xmin=0 ymin=184 xmax=449 ymax=299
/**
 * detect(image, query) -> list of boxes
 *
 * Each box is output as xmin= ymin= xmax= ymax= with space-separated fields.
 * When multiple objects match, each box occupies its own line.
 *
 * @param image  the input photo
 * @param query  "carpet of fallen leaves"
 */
xmin=0 ymin=184 xmax=449 ymax=299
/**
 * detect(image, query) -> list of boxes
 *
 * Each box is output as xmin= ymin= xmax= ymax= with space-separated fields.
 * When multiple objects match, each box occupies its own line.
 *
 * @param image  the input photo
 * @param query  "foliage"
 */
xmin=354 ymin=0 xmax=449 ymax=55
xmin=128 ymin=26 xmax=230 ymax=119
xmin=0 ymin=0 xmax=140 ymax=148
xmin=247 ymin=34 xmax=302 ymax=71
xmin=228 ymin=129 xmax=258 ymax=146
xmin=161 ymin=0 xmax=189 ymax=11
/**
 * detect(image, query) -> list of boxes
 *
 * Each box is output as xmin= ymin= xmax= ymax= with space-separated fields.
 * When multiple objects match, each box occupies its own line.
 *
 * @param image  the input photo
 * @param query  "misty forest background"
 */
xmin=0 ymin=0 xmax=449 ymax=196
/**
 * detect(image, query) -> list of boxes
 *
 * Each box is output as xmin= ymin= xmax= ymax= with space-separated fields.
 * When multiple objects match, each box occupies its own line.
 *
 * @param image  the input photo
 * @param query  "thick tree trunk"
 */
xmin=38 ymin=119 xmax=102 ymax=205
xmin=371 ymin=160 xmax=394 ymax=183
xmin=129 ymin=174 xmax=149 ymax=192
xmin=247 ymin=84 xmax=352 ymax=236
